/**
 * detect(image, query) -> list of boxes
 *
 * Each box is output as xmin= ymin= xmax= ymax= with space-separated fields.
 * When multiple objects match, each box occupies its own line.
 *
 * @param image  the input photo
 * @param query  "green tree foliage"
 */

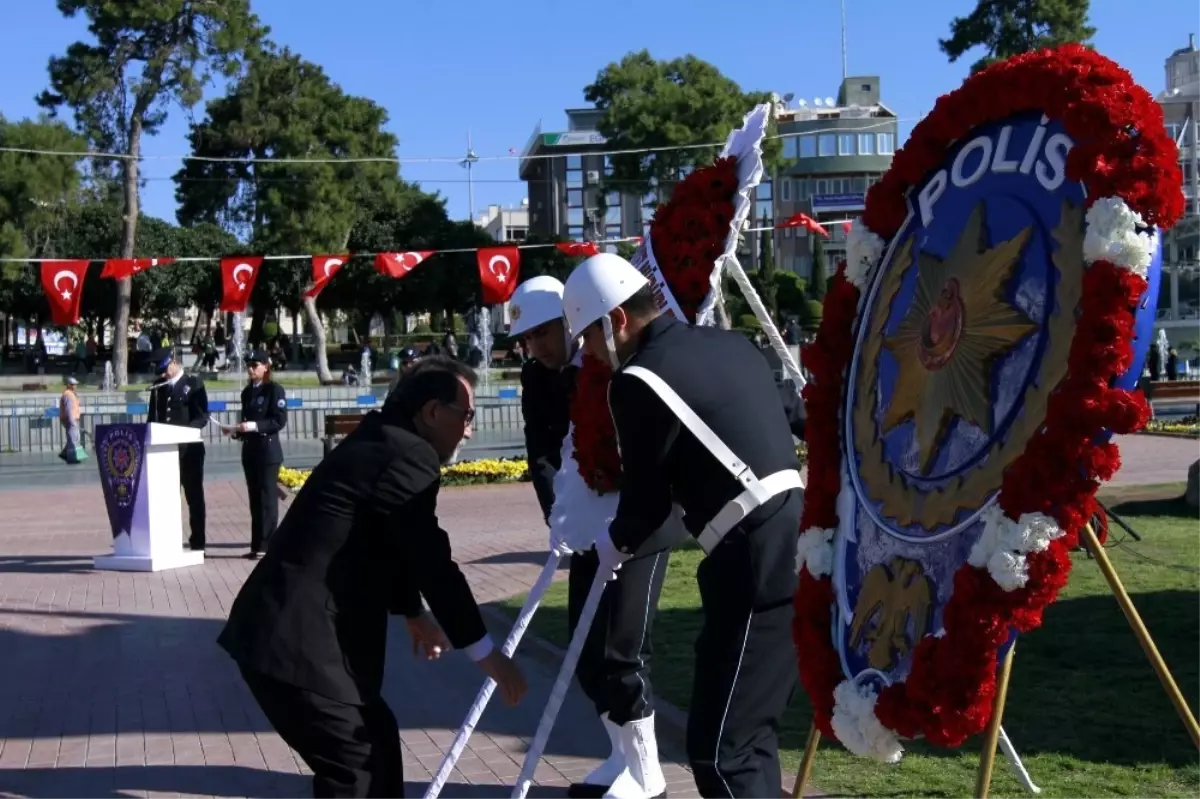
xmin=940 ymin=0 xmax=1096 ymax=74
xmin=174 ymin=45 xmax=407 ymax=380
xmin=757 ymin=213 xmax=778 ymax=319
xmin=38 ymin=0 xmax=266 ymax=385
xmin=584 ymin=50 xmax=783 ymax=199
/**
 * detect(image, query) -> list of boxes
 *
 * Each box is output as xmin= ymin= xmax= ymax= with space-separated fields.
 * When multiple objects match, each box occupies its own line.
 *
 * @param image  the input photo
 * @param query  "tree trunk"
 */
xmin=112 ymin=119 xmax=143 ymax=387
xmin=302 ymin=296 xmax=333 ymax=383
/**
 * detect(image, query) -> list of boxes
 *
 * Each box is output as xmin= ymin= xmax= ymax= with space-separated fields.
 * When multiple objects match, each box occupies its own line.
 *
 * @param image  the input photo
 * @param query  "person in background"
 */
xmin=441 ymin=329 xmax=459 ymax=361
xmin=148 ymin=350 xmax=210 ymax=551
xmin=58 ymin=376 xmax=84 ymax=465
xmin=218 ymin=356 xmax=527 ymax=797
xmin=73 ymin=338 xmax=89 ymax=374
xmin=1166 ymin=347 xmax=1179 ymax=381
xmin=225 ymin=351 xmax=288 ymax=559
xmin=85 ymin=334 xmax=98 ymax=373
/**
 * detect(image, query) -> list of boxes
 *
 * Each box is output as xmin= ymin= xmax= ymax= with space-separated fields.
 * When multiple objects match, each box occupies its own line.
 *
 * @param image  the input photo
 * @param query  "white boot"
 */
xmin=603 ymin=714 xmax=667 ymax=799
xmin=568 ymin=713 xmax=626 ymax=797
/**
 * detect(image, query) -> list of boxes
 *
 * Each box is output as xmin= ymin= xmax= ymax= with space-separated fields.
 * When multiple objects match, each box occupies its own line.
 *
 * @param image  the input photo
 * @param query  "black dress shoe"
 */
xmin=243 ymin=551 xmax=261 ymax=560
xmin=566 ymin=784 xmax=609 ymax=798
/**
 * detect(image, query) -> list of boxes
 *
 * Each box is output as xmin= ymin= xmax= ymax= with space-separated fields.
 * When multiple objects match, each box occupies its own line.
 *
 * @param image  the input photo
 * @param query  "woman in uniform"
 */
xmin=227 ymin=350 xmax=288 ymax=559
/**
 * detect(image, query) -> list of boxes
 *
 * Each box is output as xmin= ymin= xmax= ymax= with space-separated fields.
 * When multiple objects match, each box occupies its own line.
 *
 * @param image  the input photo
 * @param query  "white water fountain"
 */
xmin=477 ymin=307 xmax=492 ymax=391
xmin=102 ymin=360 xmax=114 ymax=393
xmin=231 ymin=313 xmax=246 ymax=376
xmin=360 ymin=347 xmax=372 ymax=389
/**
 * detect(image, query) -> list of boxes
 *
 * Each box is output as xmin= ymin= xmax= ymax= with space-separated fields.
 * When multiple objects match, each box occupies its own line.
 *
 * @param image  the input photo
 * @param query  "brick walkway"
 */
xmin=0 ymin=433 xmax=1192 ymax=798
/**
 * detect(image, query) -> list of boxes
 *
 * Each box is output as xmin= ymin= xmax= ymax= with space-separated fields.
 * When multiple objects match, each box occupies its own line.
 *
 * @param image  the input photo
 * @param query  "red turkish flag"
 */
xmin=305 ymin=254 xmax=349 ymax=299
xmin=40 ymin=260 xmax=90 ymax=326
xmin=476 ymin=246 xmax=521 ymax=304
xmin=376 ymin=251 xmax=434 ymax=279
xmin=219 ymin=256 xmax=264 ymax=312
xmin=841 ymin=220 xmax=853 ymax=234
xmin=556 ymin=241 xmax=600 ymax=258
xmin=101 ymin=257 xmax=175 ymax=279
xmin=777 ymin=212 xmax=829 ymax=237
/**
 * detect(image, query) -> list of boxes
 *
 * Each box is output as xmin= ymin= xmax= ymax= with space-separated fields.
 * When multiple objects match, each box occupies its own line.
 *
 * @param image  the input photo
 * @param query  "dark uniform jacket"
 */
xmin=218 ymin=411 xmax=489 ymax=705
xmin=520 ymin=358 xmax=576 ymax=521
xmin=147 ymin=373 xmax=208 ymax=433
xmin=235 ymin=381 xmax=288 ymax=464
xmin=608 ymin=315 xmax=802 ymax=553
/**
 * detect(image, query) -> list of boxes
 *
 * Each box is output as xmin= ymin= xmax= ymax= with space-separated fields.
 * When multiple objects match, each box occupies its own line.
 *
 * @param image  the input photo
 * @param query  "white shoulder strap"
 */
xmin=620 ymin=365 xmax=751 ymax=484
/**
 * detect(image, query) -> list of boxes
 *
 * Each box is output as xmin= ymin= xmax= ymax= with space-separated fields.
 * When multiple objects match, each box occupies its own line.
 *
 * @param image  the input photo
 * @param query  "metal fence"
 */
xmin=0 ymin=387 xmax=526 ymax=455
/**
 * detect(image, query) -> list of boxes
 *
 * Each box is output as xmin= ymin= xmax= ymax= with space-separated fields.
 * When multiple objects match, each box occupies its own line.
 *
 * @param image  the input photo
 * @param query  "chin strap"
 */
xmin=601 ymin=315 xmax=621 ymax=371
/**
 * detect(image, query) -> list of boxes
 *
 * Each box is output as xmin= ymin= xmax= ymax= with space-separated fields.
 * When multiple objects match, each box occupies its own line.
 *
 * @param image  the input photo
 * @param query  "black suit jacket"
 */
xmin=147 ymin=373 xmax=209 ymax=439
xmin=608 ymin=316 xmax=802 ymax=552
xmin=217 ymin=411 xmax=490 ymax=704
xmin=236 ymin=381 xmax=287 ymax=464
xmin=520 ymin=358 xmax=575 ymax=521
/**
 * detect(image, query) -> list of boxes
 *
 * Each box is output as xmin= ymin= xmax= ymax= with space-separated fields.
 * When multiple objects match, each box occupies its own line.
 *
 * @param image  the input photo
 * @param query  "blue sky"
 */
xmin=2 ymin=0 xmax=1195 ymax=238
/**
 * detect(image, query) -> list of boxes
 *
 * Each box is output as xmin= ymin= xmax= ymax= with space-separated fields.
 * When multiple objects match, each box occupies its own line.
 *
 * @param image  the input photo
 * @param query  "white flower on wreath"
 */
xmin=831 ymin=680 xmax=904 ymax=763
xmin=845 ymin=219 xmax=885 ymax=290
xmin=795 ymin=527 xmax=835 ymax=578
xmin=968 ymin=504 xmax=1065 ymax=591
xmin=1083 ymin=197 xmax=1159 ymax=277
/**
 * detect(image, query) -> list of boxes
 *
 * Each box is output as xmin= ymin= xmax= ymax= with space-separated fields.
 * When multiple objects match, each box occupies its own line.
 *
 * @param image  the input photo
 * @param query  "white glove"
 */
xmin=594 ymin=528 xmax=630 ymax=582
xmin=549 ymin=522 xmax=570 ymax=557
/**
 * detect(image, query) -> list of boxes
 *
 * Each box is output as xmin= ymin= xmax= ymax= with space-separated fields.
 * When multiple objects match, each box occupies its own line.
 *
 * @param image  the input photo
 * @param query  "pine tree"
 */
xmin=810 ymin=236 xmax=827 ymax=301
xmin=758 ymin=212 xmax=778 ymax=319
xmin=940 ymin=0 xmax=1096 ymax=74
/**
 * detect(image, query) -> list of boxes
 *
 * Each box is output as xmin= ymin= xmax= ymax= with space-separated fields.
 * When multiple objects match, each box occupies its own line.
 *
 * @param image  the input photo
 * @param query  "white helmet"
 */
xmin=508 ymin=276 xmax=565 ymax=337
xmin=562 ymin=253 xmax=649 ymax=369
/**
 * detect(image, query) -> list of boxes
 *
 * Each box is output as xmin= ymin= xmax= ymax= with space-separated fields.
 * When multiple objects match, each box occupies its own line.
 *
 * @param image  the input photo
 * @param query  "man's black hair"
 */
xmin=619 ymin=284 xmax=660 ymax=320
xmin=385 ymin=355 xmax=477 ymax=418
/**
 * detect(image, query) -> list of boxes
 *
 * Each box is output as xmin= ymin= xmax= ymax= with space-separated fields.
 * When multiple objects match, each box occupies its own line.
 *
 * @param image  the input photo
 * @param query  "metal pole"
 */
xmin=462 ymin=131 xmax=480 ymax=223
xmin=1190 ymin=100 xmax=1198 ymax=226
xmin=840 ymin=0 xmax=848 ymax=81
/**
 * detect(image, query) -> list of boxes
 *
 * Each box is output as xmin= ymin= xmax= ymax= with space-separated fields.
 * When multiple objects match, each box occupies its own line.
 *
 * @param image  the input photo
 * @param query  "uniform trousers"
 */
xmin=179 ymin=443 xmax=207 ymax=549
xmin=686 ymin=490 xmax=802 ymax=798
xmin=243 ymin=456 xmax=281 ymax=553
xmin=567 ymin=546 xmax=670 ymax=725
xmin=240 ymin=667 xmax=403 ymax=798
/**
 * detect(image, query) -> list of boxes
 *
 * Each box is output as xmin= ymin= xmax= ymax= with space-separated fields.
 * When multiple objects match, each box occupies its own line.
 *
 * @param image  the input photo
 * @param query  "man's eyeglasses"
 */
xmin=442 ymin=403 xmax=476 ymax=425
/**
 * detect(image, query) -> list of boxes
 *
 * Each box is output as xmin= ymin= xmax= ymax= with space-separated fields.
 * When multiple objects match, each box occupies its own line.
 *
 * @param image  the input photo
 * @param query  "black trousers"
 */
xmin=179 ymin=443 xmax=206 ymax=548
xmin=567 ymin=546 xmax=670 ymax=725
xmin=243 ymin=457 xmax=281 ymax=553
xmin=240 ymin=668 xmax=403 ymax=798
xmin=687 ymin=490 xmax=802 ymax=799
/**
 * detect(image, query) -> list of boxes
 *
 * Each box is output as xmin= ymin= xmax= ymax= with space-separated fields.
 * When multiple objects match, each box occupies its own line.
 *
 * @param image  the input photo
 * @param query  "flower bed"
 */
xmin=1141 ymin=417 xmax=1199 ymax=438
xmin=278 ymin=458 xmax=529 ymax=493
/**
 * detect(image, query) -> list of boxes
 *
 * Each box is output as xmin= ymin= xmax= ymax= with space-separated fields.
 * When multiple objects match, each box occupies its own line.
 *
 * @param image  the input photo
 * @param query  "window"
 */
xmin=757 ymin=180 xmax=773 ymax=201
xmin=829 ymin=178 xmax=844 ymax=194
xmin=606 ymin=223 xmax=622 ymax=238
xmin=566 ymin=170 xmax=583 ymax=188
xmin=783 ymin=136 xmax=798 ymax=159
xmin=851 ymin=176 xmax=866 ymax=193
xmin=818 ymin=134 xmax=836 ymax=157
xmin=859 ymin=134 xmax=875 ymax=155
xmin=604 ymin=155 xmax=615 ymax=175
xmin=838 ymin=134 xmax=856 ymax=155
xmin=606 ymin=204 xmax=621 ymax=224
xmin=567 ymin=189 xmax=583 ymax=207
xmin=606 ymin=191 xmax=621 ymax=209
xmin=799 ymin=135 xmax=817 ymax=158
xmin=815 ymin=179 xmax=828 ymax=195
xmin=568 ymin=225 xmax=584 ymax=241
xmin=783 ymin=227 xmax=791 ymax=238
xmin=567 ymin=208 xmax=584 ymax=226
xmin=781 ymin=180 xmax=791 ymax=201
xmin=877 ymin=133 xmax=895 ymax=154
xmin=566 ymin=154 xmax=582 ymax=170
xmin=505 ymin=228 xmax=528 ymax=242
xmin=795 ymin=178 xmax=808 ymax=199
xmin=642 ymin=192 xmax=657 ymax=209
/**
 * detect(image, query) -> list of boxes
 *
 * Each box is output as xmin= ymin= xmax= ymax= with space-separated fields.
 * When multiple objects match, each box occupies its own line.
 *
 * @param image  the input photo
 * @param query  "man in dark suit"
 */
xmin=563 ymin=256 xmax=805 ymax=798
xmin=218 ymin=356 xmax=527 ymax=798
xmin=147 ymin=349 xmax=209 ymax=550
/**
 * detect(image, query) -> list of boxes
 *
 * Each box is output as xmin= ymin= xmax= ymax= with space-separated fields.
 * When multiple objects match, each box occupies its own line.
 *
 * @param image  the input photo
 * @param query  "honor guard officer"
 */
xmin=563 ymin=254 xmax=805 ymax=799
xmin=226 ymin=350 xmax=288 ymax=559
xmin=511 ymin=274 xmax=686 ymax=799
xmin=148 ymin=350 xmax=210 ymax=551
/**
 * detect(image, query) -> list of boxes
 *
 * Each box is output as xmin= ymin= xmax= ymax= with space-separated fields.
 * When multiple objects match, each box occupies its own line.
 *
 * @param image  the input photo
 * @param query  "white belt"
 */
xmin=695 ymin=468 xmax=803 ymax=554
xmin=620 ymin=366 xmax=805 ymax=557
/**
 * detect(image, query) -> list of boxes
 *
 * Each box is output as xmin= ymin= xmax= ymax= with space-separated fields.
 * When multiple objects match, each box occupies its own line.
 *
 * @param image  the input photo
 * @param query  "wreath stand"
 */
xmin=788 ymin=523 xmax=1200 ymax=799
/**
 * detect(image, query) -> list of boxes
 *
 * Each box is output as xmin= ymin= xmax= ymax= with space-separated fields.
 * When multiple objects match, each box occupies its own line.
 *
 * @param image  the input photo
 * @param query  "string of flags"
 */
xmin=35 ymin=238 xmax=640 ymax=327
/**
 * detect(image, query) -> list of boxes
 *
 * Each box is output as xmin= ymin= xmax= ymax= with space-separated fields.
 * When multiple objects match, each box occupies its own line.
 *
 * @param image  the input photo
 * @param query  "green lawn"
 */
xmin=500 ymin=487 xmax=1200 ymax=798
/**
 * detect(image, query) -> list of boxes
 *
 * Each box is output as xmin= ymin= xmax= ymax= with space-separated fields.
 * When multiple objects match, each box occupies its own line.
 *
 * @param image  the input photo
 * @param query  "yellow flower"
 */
xmin=276 ymin=458 xmax=530 ymax=492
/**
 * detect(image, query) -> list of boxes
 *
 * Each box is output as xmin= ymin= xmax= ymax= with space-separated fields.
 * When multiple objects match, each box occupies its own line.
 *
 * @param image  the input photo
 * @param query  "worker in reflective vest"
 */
xmin=563 ymin=254 xmax=805 ymax=799
xmin=510 ymin=275 xmax=685 ymax=799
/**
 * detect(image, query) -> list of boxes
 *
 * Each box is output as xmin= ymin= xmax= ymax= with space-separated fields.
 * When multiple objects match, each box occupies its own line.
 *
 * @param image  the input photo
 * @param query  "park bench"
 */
xmin=323 ymin=412 xmax=366 ymax=456
xmin=1147 ymin=379 xmax=1199 ymax=417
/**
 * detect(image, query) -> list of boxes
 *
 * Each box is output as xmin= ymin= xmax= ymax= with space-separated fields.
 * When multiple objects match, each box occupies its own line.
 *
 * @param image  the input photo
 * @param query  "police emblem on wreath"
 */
xmin=790 ymin=45 xmax=1185 ymax=769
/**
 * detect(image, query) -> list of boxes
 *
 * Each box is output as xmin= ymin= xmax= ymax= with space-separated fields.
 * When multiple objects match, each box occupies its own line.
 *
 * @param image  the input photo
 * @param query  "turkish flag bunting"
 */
xmin=376 ymin=251 xmax=434 ymax=279
xmin=219 ymin=256 xmax=264 ymax=313
xmin=777 ymin=212 xmax=829 ymax=237
xmin=555 ymin=241 xmax=600 ymax=258
xmin=41 ymin=260 xmax=90 ymax=326
xmin=305 ymin=254 xmax=349 ymax=299
xmin=841 ymin=220 xmax=853 ymax=234
xmin=100 ymin=257 xmax=176 ymax=279
xmin=476 ymin=246 xmax=521 ymax=305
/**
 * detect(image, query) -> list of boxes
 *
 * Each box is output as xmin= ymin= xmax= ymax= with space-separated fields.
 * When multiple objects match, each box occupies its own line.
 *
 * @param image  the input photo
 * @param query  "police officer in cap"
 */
xmin=512 ymin=274 xmax=687 ymax=799
xmin=563 ymin=254 xmax=805 ymax=798
xmin=225 ymin=350 xmax=288 ymax=559
xmin=148 ymin=349 xmax=210 ymax=551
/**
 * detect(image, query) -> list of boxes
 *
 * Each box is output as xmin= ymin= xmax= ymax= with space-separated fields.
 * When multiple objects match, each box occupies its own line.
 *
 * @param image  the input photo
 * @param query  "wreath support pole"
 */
xmin=974 ymin=643 xmax=1016 ymax=798
xmin=1079 ymin=522 xmax=1200 ymax=748
xmin=788 ymin=721 xmax=821 ymax=798
xmin=720 ymin=253 xmax=806 ymax=388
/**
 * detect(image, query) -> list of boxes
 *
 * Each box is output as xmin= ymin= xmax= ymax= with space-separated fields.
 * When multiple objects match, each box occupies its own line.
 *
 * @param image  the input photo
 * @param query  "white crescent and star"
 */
xmin=52 ymin=269 xmax=79 ymax=300
xmin=232 ymin=263 xmax=255 ymax=291
xmin=396 ymin=252 xmax=426 ymax=272
xmin=322 ymin=257 xmax=344 ymax=278
xmin=487 ymin=255 xmax=512 ymax=283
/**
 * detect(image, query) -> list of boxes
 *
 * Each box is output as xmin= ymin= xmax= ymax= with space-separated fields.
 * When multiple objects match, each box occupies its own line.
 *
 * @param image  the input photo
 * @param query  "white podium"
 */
xmin=93 ymin=422 xmax=206 ymax=572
